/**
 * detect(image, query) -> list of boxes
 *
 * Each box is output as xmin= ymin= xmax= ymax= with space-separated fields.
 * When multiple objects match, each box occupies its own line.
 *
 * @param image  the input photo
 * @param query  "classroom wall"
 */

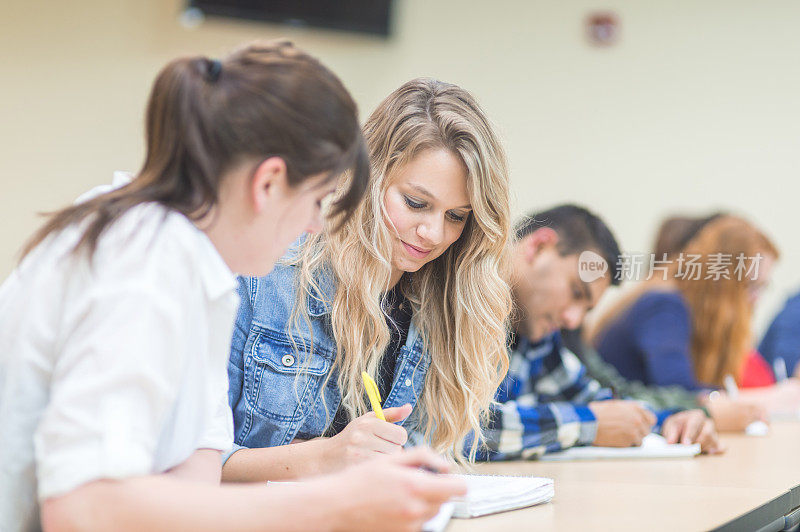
xmin=2 ymin=0 xmax=799 ymax=334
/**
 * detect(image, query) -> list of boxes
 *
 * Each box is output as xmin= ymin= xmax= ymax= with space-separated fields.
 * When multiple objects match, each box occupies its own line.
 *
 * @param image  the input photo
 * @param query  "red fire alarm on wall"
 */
xmin=586 ymin=12 xmax=619 ymax=46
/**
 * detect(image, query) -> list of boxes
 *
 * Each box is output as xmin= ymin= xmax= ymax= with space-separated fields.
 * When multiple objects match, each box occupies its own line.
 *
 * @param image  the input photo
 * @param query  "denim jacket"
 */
xmin=225 ymin=261 xmax=432 ymax=462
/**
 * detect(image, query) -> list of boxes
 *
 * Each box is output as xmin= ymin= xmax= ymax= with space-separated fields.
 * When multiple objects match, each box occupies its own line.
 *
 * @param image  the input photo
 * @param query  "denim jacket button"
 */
xmin=404 ymin=378 xmax=412 ymax=386
xmin=281 ymin=354 xmax=295 ymax=367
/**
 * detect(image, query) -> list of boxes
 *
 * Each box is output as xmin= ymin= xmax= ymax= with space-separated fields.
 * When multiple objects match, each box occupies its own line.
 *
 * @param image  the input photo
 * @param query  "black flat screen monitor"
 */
xmin=188 ymin=0 xmax=393 ymax=36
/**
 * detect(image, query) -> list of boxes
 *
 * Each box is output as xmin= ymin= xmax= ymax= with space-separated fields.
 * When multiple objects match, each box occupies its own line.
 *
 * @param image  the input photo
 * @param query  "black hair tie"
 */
xmin=206 ymin=59 xmax=222 ymax=83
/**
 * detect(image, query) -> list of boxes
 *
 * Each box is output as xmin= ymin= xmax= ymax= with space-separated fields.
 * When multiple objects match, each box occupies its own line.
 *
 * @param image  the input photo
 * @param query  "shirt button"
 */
xmin=281 ymin=354 xmax=295 ymax=367
xmin=405 ymin=378 xmax=412 ymax=386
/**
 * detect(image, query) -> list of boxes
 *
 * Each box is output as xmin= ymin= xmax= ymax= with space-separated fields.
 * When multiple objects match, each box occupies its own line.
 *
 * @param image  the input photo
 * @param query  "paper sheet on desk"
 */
xmin=769 ymin=408 xmax=800 ymax=422
xmin=540 ymin=433 xmax=700 ymax=461
xmin=448 ymin=474 xmax=554 ymax=518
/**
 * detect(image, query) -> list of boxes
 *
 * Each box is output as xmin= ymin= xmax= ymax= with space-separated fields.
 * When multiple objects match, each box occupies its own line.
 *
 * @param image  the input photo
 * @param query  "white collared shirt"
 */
xmin=0 ymin=177 xmax=238 ymax=532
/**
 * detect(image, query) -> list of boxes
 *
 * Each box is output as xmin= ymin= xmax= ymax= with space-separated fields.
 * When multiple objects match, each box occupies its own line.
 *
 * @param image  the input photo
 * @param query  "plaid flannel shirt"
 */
xmin=473 ymin=331 xmax=676 ymax=461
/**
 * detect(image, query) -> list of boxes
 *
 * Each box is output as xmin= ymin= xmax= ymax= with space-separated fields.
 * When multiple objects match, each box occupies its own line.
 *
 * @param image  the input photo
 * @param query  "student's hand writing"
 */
xmin=703 ymin=394 xmax=766 ymax=432
xmin=322 ymin=404 xmax=412 ymax=471
xmin=589 ymin=400 xmax=656 ymax=447
xmin=662 ymin=409 xmax=725 ymax=454
xmin=740 ymin=378 xmax=800 ymax=415
xmin=323 ymin=447 xmax=466 ymax=532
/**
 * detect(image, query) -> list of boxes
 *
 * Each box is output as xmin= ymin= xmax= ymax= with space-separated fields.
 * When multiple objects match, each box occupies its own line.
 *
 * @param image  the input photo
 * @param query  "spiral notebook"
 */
xmin=423 ymin=474 xmax=554 ymax=530
xmin=539 ymin=433 xmax=701 ymax=461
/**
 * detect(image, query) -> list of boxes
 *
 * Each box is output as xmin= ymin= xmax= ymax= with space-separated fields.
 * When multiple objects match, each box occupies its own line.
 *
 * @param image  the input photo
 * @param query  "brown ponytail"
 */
xmin=22 ymin=40 xmax=368 ymax=259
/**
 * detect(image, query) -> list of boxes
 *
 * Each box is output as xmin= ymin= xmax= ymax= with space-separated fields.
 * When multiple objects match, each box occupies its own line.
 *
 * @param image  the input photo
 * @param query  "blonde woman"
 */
xmin=223 ymin=78 xmax=512 ymax=481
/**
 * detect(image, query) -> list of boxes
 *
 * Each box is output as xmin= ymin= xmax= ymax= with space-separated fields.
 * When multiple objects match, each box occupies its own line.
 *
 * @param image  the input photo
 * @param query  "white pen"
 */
xmin=774 ymin=357 xmax=788 ymax=382
xmin=723 ymin=374 xmax=739 ymax=400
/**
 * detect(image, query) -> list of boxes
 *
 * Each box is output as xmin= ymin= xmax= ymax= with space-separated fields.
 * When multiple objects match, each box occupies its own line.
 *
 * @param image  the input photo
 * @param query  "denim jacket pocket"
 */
xmin=243 ymin=324 xmax=334 ymax=425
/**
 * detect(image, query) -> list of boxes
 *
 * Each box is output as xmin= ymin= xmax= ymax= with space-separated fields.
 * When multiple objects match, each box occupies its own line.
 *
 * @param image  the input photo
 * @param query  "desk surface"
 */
xmin=448 ymin=422 xmax=800 ymax=531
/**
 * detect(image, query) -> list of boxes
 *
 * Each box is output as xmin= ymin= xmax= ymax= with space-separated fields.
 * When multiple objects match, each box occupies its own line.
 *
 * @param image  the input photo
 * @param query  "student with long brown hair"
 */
xmin=0 ymin=41 xmax=463 ymax=532
xmin=589 ymin=215 xmax=786 ymax=429
xmin=592 ymin=215 xmax=776 ymax=388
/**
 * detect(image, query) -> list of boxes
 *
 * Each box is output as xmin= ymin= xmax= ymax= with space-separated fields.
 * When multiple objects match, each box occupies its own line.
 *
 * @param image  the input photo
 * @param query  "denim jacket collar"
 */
xmin=281 ymin=234 xmax=334 ymax=317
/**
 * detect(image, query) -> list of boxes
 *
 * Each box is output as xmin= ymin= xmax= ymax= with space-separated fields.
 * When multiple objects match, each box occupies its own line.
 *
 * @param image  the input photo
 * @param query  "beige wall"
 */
xmin=3 ymin=0 xmax=799 ymax=333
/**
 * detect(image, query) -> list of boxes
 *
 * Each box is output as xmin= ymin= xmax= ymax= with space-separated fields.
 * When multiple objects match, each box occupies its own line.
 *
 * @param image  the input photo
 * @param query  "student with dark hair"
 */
xmin=513 ymin=204 xmax=623 ymax=284
xmin=476 ymin=205 xmax=721 ymax=460
xmin=0 ymin=41 xmax=463 ymax=532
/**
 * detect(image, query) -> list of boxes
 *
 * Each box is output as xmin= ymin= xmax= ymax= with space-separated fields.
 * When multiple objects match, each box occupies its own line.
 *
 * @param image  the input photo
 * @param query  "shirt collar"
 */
xmin=277 ymin=235 xmax=336 ymax=317
xmin=512 ymin=330 xmax=558 ymax=358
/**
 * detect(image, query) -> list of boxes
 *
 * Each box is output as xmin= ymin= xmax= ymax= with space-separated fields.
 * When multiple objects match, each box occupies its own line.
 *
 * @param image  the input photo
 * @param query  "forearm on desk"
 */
xmin=166 ymin=449 xmax=223 ymax=484
xmin=222 ymin=439 xmax=331 ymax=482
xmin=42 ymin=475 xmax=343 ymax=532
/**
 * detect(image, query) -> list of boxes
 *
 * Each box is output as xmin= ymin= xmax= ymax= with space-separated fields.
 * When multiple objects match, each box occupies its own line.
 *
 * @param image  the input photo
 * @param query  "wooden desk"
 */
xmin=448 ymin=422 xmax=800 ymax=531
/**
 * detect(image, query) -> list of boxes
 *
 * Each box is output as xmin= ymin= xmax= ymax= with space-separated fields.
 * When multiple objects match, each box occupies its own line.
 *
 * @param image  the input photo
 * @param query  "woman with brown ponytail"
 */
xmin=0 ymin=41 xmax=464 ymax=532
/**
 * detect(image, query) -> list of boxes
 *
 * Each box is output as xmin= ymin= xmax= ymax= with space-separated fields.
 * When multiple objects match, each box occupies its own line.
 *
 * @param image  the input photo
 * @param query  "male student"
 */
xmin=477 ymin=204 xmax=722 ymax=460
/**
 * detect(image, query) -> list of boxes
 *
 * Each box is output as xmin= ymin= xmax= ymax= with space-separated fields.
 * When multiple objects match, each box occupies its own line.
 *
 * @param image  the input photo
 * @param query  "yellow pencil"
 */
xmin=361 ymin=371 xmax=386 ymax=421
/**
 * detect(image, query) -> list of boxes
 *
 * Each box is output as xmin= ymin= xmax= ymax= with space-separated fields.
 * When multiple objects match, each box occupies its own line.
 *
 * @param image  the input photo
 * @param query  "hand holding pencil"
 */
xmin=316 ymin=372 xmax=412 ymax=471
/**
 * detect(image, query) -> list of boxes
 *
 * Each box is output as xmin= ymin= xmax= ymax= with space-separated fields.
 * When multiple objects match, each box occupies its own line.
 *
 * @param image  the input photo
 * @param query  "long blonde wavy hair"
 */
xmin=590 ymin=215 xmax=778 ymax=387
xmin=291 ymin=78 xmax=512 ymax=461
